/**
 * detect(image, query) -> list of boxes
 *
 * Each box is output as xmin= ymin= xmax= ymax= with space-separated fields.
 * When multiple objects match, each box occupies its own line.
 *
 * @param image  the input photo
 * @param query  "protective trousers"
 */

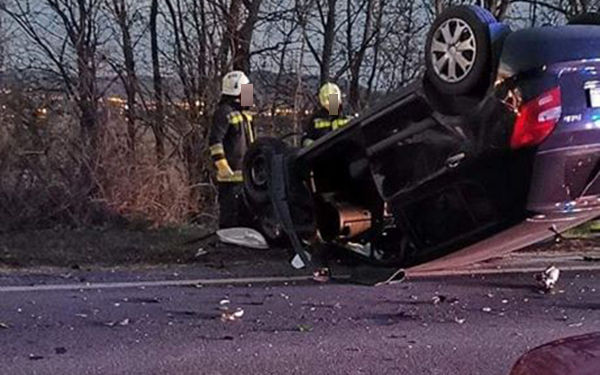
xmin=217 ymin=181 xmax=245 ymax=229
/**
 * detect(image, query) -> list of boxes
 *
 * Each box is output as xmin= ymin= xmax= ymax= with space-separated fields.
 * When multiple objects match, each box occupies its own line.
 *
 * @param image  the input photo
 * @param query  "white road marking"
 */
xmin=1 ymin=261 xmax=599 ymax=293
xmin=0 ymin=275 xmax=323 ymax=293
xmin=407 ymin=263 xmax=600 ymax=278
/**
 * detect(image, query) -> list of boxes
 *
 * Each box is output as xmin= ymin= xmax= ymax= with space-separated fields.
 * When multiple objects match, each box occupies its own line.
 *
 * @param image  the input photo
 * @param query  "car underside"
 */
xmin=241 ymin=5 xmax=600 ymax=275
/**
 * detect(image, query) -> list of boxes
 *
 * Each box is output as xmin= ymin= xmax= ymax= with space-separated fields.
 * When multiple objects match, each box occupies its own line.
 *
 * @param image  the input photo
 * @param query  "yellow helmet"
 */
xmin=319 ymin=82 xmax=341 ymax=110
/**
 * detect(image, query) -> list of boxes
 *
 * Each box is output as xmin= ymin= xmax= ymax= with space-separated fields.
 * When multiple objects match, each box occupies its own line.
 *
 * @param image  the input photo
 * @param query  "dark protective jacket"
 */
xmin=208 ymin=98 xmax=255 ymax=182
xmin=301 ymin=106 xmax=353 ymax=146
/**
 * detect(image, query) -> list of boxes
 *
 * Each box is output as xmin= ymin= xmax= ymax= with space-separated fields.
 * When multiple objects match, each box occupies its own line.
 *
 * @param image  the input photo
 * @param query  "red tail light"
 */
xmin=510 ymin=87 xmax=562 ymax=149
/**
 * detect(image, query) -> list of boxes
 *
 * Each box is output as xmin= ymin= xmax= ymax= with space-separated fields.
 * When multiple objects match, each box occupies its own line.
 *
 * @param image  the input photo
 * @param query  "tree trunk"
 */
xmin=484 ymin=0 xmax=511 ymax=20
xmin=112 ymin=0 xmax=138 ymax=159
xmin=165 ymin=0 xmax=194 ymax=109
xmin=321 ymin=0 xmax=337 ymax=84
xmin=0 ymin=0 xmax=5 ymax=76
xmin=150 ymin=0 xmax=165 ymax=164
xmin=233 ymin=0 xmax=263 ymax=73
xmin=348 ymin=0 xmax=375 ymax=111
xmin=75 ymin=24 xmax=99 ymax=177
xmin=219 ymin=0 xmax=243 ymax=73
xmin=366 ymin=0 xmax=384 ymax=103
xmin=191 ymin=0 xmax=207 ymax=87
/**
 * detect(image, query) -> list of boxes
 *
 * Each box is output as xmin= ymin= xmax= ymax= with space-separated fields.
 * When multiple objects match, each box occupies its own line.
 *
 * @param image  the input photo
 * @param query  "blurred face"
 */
xmin=241 ymin=84 xmax=253 ymax=107
xmin=329 ymin=94 xmax=339 ymax=115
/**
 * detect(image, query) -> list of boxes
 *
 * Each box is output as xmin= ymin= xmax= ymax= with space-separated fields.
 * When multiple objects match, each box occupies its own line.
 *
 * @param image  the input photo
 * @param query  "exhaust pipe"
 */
xmin=318 ymin=201 xmax=372 ymax=241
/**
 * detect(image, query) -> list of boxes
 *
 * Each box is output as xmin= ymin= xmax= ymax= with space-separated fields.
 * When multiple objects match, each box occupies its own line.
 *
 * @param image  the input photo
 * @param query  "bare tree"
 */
xmin=366 ymin=0 xmax=385 ymax=101
xmin=539 ymin=0 xmax=600 ymax=19
xmin=107 ymin=0 xmax=141 ymax=158
xmin=431 ymin=0 xmax=512 ymax=20
xmin=482 ymin=0 xmax=512 ymax=19
xmin=301 ymin=0 xmax=338 ymax=84
xmin=150 ymin=0 xmax=165 ymax=163
xmin=344 ymin=0 xmax=382 ymax=110
xmin=1 ymin=0 xmax=108 ymax=176
xmin=0 ymin=0 xmax=5 ymax=76
xmin=213 ymin=0 xmax=265 ymax=74
xmin=234 ymin=0 xmax=264 ymax=72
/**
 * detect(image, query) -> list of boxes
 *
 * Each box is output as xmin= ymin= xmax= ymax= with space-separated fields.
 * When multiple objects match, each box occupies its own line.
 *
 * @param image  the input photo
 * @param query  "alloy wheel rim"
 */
xmin=431 ymin=18 xmax=477 ymax=83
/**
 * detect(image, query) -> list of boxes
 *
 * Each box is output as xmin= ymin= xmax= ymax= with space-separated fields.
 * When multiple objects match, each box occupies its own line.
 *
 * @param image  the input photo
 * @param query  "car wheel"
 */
xmin=425 ymin=5 xmax=497 ymax=96
xmin=242 ymin=137 xmax=289 ymax=208
xmin=568 ymin=12 xmax=600 ymax=25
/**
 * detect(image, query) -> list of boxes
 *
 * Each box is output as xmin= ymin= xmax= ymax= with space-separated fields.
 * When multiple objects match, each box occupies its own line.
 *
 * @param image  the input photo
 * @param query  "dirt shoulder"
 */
xmin=0 ymin=226 xmax=211 ymax=269
xmin=1 ymin=220 xmax=599 ymax=273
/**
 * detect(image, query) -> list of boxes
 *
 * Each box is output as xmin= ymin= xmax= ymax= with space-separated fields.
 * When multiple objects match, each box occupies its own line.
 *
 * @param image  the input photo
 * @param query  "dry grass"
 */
xmin=96 ymin=111 xmax=204 ymax=228
xmin=0 ymin=86 xmax=300 ymax=234
xmin=0 ymin=89 xmax=218 ymax=232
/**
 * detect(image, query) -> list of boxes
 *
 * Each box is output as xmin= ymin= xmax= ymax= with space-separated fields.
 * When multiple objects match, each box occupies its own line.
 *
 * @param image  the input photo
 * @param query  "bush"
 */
xmin=0 ymin=87 xmax=217 ymax=232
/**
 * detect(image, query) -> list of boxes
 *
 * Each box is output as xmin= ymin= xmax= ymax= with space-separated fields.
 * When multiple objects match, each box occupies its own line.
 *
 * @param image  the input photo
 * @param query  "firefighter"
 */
xmin=208 ymin=70 xmax=256 ymax=229
xmin=301 ymin=82 xmax=353 ymax=147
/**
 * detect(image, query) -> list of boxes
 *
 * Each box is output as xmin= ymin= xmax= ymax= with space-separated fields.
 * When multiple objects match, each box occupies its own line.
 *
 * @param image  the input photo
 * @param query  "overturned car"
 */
xmin=241 ymin=6 xmax=600 ymax=273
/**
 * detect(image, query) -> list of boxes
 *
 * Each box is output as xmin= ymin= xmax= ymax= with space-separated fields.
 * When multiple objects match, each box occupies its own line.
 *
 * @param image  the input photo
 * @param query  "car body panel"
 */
xmin=526 ymin=60 xmax=600 ymax=213
xmin=406 ymin=209 xmax=600 ymax=274
xmin=508 ymin=332 xmax=600 ymax=375
xmin=498 ymin=26 xmax=600 ymax=78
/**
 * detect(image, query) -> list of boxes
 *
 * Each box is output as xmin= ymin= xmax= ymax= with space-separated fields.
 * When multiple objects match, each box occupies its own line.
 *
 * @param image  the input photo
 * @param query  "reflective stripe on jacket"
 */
xmin=313 ymin=117 xmax=350 ymax=130
xmin=301 ymin=107 xmax=352 ymax=146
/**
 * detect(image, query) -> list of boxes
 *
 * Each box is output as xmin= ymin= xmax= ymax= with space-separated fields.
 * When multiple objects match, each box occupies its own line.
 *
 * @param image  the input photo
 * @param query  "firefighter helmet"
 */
xmin=222 ymin=71 xmax=250 ymax=96
xmin=319 ymin=82 xmax=342 ymax=110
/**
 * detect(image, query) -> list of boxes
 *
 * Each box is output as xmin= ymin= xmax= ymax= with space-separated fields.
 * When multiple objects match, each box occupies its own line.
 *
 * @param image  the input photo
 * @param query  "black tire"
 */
xmin=238 ymin=189 xmax=287 ymax=246
xmin=425 ymin=5 xmax=497 ymax=96
xmin=568 ymin=12 xmax=600 ymax=25
xmin=242 ymin=137 xmax=289 ymax=208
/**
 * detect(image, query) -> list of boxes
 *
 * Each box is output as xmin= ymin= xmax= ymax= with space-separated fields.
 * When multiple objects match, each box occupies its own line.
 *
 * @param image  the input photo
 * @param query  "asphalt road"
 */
xmin=0 ymin=268 xmax=599 ymax=375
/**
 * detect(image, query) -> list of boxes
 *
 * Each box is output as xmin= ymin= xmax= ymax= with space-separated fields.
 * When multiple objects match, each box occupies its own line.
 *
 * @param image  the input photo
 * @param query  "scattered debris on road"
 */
xmin=105 ymin=318 xmax=130 ymax=327
xmin=219 ymin=298 xmax=244 ymax=322
xmin=535 ymin=265 xmax=560 ymax=290
xmin=195 ymin=248 xmax=208 ymax=257
xmin=221 ymin=308 xmax=244 ymax=322
xmin=55 ymin=347 xmax=67 ymax=355
xmin=216 ymin=228 xmax=269 ymax=250
xmin=312 ymin=268 xmax=331 ymax=283
xmin=431 ymin=295 xmax=447 ymax=305
xmin=298 ymin=324 xmax=313 ymax=332
xmin=291 ymin=254 xmax=307 ymax=270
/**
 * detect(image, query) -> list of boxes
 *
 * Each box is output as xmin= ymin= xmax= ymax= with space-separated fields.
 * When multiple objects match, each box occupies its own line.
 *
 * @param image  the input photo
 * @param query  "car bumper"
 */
xmin=527 ymin=143 xmax=600 ymax=213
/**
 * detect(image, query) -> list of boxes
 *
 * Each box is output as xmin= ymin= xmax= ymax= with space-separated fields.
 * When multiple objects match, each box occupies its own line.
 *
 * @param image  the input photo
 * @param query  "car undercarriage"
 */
xmin=241 ymin=5 xmax=600 ymax=277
